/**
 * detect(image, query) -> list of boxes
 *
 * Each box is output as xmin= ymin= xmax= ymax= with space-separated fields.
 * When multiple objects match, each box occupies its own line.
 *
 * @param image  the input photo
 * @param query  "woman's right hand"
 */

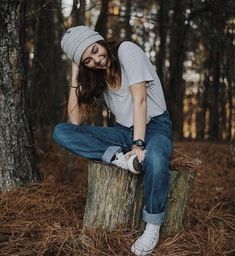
xmin=71 ymin=62 xmax=79 ymax=82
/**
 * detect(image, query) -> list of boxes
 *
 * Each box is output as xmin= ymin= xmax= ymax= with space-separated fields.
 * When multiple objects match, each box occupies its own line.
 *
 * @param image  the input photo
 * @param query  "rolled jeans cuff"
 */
xmin=142 ymin=209 xmax=165 ymax=225
xmin=102 ymin=146 xmax=122 ymax=163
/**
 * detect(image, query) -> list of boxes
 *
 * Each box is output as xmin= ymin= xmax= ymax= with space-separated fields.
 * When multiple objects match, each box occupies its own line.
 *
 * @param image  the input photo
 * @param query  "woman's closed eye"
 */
xmin=84 ymin=58 xmax=91 ymax=65
xmin=83 ymin=45 xmax=98 ymax=64
xmin=92 ymin=45 xmax=98 ymax=54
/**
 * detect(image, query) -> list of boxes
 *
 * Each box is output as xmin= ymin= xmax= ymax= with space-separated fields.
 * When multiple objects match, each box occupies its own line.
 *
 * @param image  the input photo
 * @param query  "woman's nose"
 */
xmin=93 ymin=54 xmax=100 ymax=64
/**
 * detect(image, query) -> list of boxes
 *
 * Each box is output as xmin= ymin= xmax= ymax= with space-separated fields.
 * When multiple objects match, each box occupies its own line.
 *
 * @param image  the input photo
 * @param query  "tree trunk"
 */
xmin=196 ymin=88 xmax=204 ymax=140
xmin=226 ymin=33 xmax=234 ymax=141
xmin=95 ymin=0 xmax=109 ymax=39
xmin=71 ymin=0 xmax=79 ymax=26
xmin=71 ymin=0 xmax=86 ymax=26
xmin=0 ymin=0 xmax=41 ymax=191
xmin=202 ymin=73 xmax=210 ymax=139
xmin=28 ymin=0 xmax=68 ymax=152
xmin=209 ymin=46 xmax=220 ymax=139
xmin=157 ymin=0 xmax=169 ymax=84
xmin=124 ymin=0 xmax=132 ymax=40
xmin=30 ymin=0 xmax=67 ymax=130
xmin=83 ymin=162 xmax=144 ymax=230
xmin=167 ymin=0 xmax=187 ymax=140
xmin=161 ymin=168 xmax=195 ymax=235
xmin=83 ymin=161 xmax=195 ymax=235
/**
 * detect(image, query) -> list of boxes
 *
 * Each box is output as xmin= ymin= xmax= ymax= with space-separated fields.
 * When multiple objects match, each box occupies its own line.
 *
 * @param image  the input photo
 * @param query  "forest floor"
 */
xmin=0 ymin=139 xmax=234 ymax=255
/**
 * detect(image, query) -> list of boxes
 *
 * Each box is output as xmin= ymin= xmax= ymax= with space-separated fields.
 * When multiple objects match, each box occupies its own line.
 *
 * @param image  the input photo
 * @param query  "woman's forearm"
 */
xmin=67 ymin=79 xmax=85 ymax=125
xmin=133 ymin=99 xmax=147 ymax=141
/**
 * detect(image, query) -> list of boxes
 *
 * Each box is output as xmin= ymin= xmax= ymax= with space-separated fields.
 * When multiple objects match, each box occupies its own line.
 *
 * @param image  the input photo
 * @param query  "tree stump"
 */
xmin=83 ymin=161 xmax=195 ymax=235
xmin=161 ymin=168 xmax=195 ymax=235
xmin=83 ymin=161 xmax=144 ymax=230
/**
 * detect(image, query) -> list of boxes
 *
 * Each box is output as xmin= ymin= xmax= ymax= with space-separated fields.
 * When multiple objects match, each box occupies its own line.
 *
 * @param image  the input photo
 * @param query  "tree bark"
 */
xmin=167 ymin=0 xmax=187 ymax=140
xmin=0 ymin=0 xmax=41 ymax=191
xmin=202 ymin=71 xmax=211 ymax=139
xmin=83 ymin=162 xmax=144 ymax=230
xmin=208 ymin=46 xmax=220 ymax=139
xmin=156 ymin=0 xmax=169 ymax=84
xmin=95 ymin=0 xmax=109 ymax=39
xmin=208 ymin=13 xmax=225 ymax=140
xmin=30 ymin=0 xmax=67 ymax=130
xmin=124 ymin=0 xmax=132 ymax=40
xmin=226 ymin=32 xmax=234 ymax=141
xmin=83 ymin=161 xmax=195 ymax=235
xmin=161 ymin=168 xmax=195 ymax=235
xmin=71 ymin=0 xmax=86 ymax=26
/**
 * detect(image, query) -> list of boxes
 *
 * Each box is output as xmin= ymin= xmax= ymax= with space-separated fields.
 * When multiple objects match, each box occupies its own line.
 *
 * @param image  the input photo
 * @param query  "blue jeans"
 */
xmin=52 ymin=111 xmax=173 ymax=225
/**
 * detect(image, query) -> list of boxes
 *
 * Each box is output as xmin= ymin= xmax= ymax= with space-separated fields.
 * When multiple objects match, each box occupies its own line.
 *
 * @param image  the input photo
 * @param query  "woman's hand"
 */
xmin=125 ymin=148 xmax=147 ymax=163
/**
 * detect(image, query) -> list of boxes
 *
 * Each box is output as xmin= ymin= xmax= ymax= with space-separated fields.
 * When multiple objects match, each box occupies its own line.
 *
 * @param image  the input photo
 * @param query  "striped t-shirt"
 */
xmin=103 ymin=41 xmax=167 ymax=127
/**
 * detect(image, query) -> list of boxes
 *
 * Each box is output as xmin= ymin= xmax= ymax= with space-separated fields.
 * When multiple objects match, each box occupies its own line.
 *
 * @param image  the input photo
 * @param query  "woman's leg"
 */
xmin=142 ymin=133 xmax=173 ymax=223
xmin=131 ymin=112 xmax=173 ymax=255
xmin=52 ymin=122 xmax=132 ymax=163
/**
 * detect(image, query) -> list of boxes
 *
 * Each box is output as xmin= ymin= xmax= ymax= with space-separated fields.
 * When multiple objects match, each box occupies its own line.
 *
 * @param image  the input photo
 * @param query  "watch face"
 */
xmin=134 ymin=140 xmax=145 ymax=147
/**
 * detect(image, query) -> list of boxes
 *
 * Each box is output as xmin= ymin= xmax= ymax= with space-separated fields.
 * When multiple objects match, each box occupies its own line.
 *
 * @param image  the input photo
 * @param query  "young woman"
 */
xmin=53 ymin=26 xmax=173 ymax=256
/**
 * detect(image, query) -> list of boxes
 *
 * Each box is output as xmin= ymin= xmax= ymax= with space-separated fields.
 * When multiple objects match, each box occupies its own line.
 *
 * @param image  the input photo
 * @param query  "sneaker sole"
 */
xmin=128 ymin=155 xmax=142 ymax=174
xmin=131 ymin=244 xmax=154 ymax=256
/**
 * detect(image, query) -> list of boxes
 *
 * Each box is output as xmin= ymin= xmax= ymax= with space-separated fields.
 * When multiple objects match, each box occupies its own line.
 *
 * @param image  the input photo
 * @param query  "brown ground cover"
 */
xmin=0 ymin=140 xmax=234 ymax=255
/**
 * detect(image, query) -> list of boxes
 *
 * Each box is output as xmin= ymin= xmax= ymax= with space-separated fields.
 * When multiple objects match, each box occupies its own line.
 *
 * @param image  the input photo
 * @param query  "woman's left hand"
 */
xmin=125 ymin=148 xmax=147 ymax=163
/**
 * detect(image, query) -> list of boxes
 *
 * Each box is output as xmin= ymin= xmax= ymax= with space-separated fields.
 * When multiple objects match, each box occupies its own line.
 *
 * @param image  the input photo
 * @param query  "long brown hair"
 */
xmin=74 ymin=40 xmax=123 ymax=113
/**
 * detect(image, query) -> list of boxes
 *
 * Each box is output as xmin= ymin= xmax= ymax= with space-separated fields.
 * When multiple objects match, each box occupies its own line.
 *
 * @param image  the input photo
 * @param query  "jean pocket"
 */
xmin=152 ymin=114 xmax=172 ymax=129
xmin=164 ymin=117 xmax=172 ymax=129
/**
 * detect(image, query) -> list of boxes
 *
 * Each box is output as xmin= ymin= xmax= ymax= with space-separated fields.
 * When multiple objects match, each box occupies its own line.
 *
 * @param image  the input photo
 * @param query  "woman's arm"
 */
xmin=131 ymin=82 xmax=147 ymax=141
xmin=125 ymin=82 xmax=147 ymax=162
xmin=67 ymin=62 xmax=86 ymax=125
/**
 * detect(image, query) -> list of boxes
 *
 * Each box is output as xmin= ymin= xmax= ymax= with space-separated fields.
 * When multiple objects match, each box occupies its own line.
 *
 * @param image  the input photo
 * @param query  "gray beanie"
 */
xmin=61 ymin=26 xmax=104 ymax=64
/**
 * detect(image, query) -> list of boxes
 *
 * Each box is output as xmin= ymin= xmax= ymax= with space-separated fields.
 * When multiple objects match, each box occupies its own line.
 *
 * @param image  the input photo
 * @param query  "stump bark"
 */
xmin=83 ymin=161 xmax=195 ymax=235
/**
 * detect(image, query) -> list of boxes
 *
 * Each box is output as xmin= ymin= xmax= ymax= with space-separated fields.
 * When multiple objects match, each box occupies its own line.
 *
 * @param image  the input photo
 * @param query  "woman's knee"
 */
xmin=52 ymin=122 xmax=69 ymax=145
xmin=143 ymin=151 xmax=170 ymax=176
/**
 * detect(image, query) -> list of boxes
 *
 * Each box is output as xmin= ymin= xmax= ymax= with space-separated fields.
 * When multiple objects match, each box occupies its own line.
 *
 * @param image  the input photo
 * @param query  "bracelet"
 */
xmin=70 ymin=85 xmax=79 ymax=88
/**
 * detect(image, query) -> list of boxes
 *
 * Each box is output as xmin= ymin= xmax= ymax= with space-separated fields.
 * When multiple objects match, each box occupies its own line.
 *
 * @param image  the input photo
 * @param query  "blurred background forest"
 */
xmin=25 ymin=0 xmax=235 ymax=142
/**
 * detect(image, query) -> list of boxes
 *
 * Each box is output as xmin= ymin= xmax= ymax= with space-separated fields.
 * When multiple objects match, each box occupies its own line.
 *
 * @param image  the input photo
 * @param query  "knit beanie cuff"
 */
xmin=61 ymin=26 xmax=104 ymax=64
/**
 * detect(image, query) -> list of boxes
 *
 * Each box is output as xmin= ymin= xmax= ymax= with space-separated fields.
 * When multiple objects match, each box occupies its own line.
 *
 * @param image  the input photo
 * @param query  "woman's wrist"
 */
xmin=131 ymin=144 xmax=144 ymax=151
xmin=71 ymin=78 xmax=79 ymax=88
xmin=131 ymin=139 xmax=145 ymax=150
xmin=70 ymin=84 xmax=78 ymax=88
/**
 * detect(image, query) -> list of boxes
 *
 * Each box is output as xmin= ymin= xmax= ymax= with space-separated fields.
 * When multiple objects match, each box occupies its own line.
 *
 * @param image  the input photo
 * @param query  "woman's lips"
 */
xmin=99 ymin=56 xmax=106 ymax=67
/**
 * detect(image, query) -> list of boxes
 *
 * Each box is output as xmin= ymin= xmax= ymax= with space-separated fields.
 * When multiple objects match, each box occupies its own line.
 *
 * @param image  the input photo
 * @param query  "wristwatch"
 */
xmin=132 ymin=139 xmax=145 ymax=149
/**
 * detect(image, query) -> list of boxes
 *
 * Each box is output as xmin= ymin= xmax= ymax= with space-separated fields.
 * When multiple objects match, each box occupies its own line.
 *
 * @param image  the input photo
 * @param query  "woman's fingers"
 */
xmin=136 ymin=149 xmax=146 ymax=162
xmin=125 ymin=151 xmax=134 ymax=159
xmin=125 ymin=149 xmax=147 ymax=162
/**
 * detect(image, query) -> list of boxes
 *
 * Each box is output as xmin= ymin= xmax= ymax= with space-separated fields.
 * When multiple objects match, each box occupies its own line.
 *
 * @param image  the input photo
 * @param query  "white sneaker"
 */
xmin=131 ymin=223 xmax=160 ymax=256
xmin=111 ymin=152 xmax=142 ymax=174
xmin=111 ymin=151 xmax=129 ymax=170
xmin=128 ymin=155 xmax=142 ymax=174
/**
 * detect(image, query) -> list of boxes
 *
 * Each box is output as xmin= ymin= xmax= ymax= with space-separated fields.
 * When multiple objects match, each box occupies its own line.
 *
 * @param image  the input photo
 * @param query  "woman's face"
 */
xmin=81 ymin=43 xmax=109 ymax=70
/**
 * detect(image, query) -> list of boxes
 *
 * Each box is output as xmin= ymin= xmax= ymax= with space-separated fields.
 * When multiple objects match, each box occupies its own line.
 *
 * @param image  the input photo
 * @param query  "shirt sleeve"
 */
xmin=118 ymin=41 xmax=154 ymax=86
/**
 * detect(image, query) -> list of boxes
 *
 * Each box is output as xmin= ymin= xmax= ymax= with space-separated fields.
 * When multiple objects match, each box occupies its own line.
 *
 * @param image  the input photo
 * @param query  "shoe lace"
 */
xmin=113 ymin=152 xmax=128 ymax=168
xmin=115 ymin=152 xmax=125 ymax=161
